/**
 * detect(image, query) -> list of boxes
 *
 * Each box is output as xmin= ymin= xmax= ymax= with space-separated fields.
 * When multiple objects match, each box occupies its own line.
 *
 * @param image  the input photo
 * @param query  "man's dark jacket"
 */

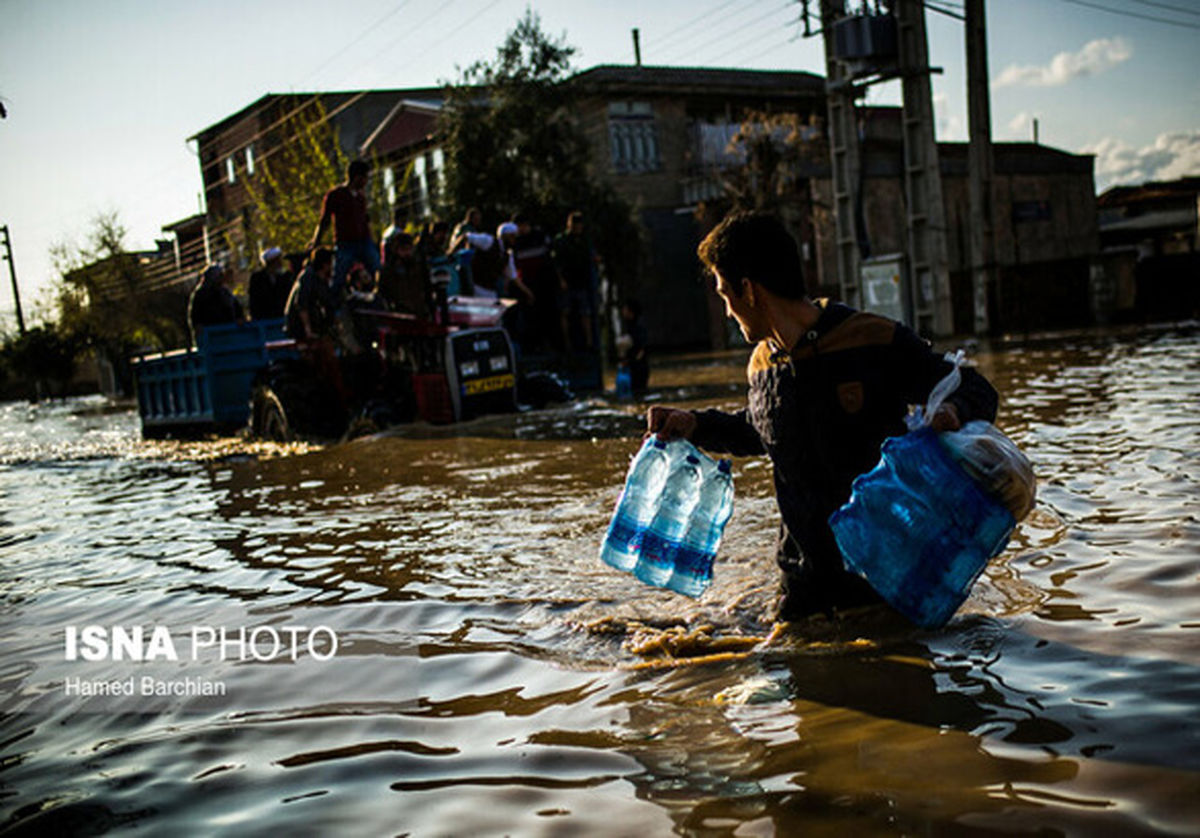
xmin=690 ymin=300 xmax=998 ymax=619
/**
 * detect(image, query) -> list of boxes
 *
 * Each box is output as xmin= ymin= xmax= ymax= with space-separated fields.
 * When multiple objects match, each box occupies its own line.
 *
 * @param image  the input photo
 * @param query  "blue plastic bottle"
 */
xmin=829 ymin=426 xmax=1016 ymax=628
xmin=615 ymin=365 xmax=633 ymax=399
xmin=635 ymin=454 xmax=703 ymax=587
xmin=600 ymin=438 xmax=670 ymax=571
xmin=667 ymin=459 xmax=734 ymax=597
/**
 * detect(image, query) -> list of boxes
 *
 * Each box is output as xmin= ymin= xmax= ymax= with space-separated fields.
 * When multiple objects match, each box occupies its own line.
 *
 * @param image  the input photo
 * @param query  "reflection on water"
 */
xmin=1 ymin=326 xmax=1198 ymax=835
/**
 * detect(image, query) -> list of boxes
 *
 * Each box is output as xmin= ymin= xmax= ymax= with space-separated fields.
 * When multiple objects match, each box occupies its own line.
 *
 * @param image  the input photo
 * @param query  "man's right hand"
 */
xmin=646 ymin=406 xmax=696 ymax=441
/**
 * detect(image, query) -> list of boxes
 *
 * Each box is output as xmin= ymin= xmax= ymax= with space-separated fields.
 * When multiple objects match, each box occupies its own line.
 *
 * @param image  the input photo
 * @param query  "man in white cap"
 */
xmin=249 ymin=246 xmax=295 ymax=321
xmin=456 ymin=221 xmax=533 ymax=302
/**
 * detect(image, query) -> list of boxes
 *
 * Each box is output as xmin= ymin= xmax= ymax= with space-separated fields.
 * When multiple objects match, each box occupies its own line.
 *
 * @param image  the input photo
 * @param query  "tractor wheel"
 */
xmin=251 ymin=385 xmax=292 ymax=441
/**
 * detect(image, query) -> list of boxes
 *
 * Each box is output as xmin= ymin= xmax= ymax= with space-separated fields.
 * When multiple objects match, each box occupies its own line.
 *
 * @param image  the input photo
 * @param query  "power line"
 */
xmin=299 ymin=0 xmax=415 ymax=85
xmin=722 ymin=30 xmax=802 ymax=69
xmin=652 ymin=0 xmax=781 ymax=63
xmin=377 ymin=0 xmax=508 ymax=82
xmin=346 ymin=0 xmax=469 ymax=81
xmin=1128 ymin=0 xmax=1200 ymax=18
xmin=658 ymin=1 xmax=795 ymax=65
xmin=922 ymin=0 xmax=966 ymax=21
xmin=710 ymin=14 xmax=803 ymax=65
xmin=648 ymin=0 xmax=755 ymax=55
xmin=1053 ymin=0 xmax=1200 ymax=29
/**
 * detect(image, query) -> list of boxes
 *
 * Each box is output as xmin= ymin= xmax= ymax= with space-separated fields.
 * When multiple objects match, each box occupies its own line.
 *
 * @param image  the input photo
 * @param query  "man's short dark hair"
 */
xmin=310 ymin=247 xmax=335 ymax=270
xmin=697 ymin=211 xmax=805 ymax=300
xmin=347 ymin=160 xmax=370 ymax=181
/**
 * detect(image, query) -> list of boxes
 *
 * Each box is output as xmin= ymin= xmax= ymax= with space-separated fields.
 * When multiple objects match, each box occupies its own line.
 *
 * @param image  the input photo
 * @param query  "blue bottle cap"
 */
xmin=652 ymin=439 xmax=667 ymax=449
xmin=718 ymin=459 xmax=732 ymax=474
xmin=685 ymin=455 xmax=700 ymax=464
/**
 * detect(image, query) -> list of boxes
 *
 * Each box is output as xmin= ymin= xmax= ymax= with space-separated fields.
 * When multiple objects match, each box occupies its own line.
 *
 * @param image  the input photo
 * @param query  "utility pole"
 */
xmin=895 ymin=0 xmax=953 ymax=337
xmin=1 ymin=224 xmax=26 ymax=335
xmin=819 ymin=0 xmax=864 ymax=310
xmin=965 ymin=0 xmax=996 ymax=334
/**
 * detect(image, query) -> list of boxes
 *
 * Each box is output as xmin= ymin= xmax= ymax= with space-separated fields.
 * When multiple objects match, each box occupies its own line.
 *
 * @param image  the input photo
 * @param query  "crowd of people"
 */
xmin=187 ymin=160 xmax=643 ymax=389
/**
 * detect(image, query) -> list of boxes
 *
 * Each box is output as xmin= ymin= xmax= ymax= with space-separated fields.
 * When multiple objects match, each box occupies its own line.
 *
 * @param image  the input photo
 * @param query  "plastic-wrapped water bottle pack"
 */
xmin=830 ymin=351 xmax=1036 ymax=628
xmin=600 ymin=438 xmax=733 ymax=598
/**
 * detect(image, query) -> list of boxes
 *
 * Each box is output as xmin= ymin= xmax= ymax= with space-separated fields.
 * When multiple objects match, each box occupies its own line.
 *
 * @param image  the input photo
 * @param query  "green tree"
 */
xmin=720 ymin=111 xmax=827 ymax=214
xmin=49 ymin=211 xmax=188 ymax=393
xmin=437 ymin=10 xmax=642 ymax=297
xmin=1 ymin=325 xmax=82 ymax=398
xmin=242 ymin=97 xmax=392 ymax=256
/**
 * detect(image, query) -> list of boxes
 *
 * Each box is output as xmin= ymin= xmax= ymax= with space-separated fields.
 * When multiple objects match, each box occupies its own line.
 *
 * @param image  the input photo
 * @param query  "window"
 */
xmin=430 ymin=148 xmax=445 ymax=196
xmin=383 ymin=166 xmax=396 ymax=206
xmin=608 ymin=101 xmax=660 ymax=174
xmin=414 ymin=155 xmax=429 ymax=217
xmin=245 ymin=144 xmax=255 ymax=176
xmin=225 ymin=156 xmax=236 ymax=184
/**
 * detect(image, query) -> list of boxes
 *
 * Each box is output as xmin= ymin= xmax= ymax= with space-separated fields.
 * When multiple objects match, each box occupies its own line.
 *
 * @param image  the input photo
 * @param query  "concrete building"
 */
xmin=1097 ymin=176 xmax=1200 ymax=322
xmin=179 ymin=65 xmax=1108 ymax=350
xmin=843 ymin=113 xmax=1101 ymax=335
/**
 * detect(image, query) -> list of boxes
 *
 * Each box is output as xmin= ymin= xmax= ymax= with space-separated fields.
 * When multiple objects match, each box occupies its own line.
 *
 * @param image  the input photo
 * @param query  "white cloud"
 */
xmin=994 ymin=37 xmax=1132 ymax=88
xmin=1005 ymin=111 xmax=1039 ymax=140
xmin=1084 ymin=130 xmax=1200 ymax=189
xmin=933 ymin=92 xmax=965 ymax=141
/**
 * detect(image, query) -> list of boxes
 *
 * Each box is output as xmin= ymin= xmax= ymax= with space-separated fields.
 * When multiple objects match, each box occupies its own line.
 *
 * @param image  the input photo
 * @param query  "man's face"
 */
xmin=569 ymin=218 xmax=583 ymax=235
xmin=350 ymin=173 xmax=368 ymax=191
xmin=713 ymin=270 xmax=760 ymax=342
xmin=317 ymin=262 xmax=333 ymax=281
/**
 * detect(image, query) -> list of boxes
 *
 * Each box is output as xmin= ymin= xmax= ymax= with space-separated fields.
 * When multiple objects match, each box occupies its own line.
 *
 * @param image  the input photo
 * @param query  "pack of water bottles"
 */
xmin=828 ymin=351 xmax=1036 ymax=628
xmin=600 ymin=437 xmax=734 ymax=598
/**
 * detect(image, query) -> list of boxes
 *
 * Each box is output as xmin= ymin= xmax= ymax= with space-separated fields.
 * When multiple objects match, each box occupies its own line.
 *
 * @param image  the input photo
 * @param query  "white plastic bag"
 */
xmin=905 ymin=349 xmax=1036 ymax=521
xmin=940 ymin=421 xmax=1037 ymax=521
xmin=906 ymin=350 xmax=965 ymax=431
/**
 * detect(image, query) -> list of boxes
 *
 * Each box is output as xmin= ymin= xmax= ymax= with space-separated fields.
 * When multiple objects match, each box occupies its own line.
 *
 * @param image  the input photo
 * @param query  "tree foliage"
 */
xmin=50 ymin=211 xmax=187 ymax=354
xmin=242 ymin=97 xmax=391 ymax=256
xmin=0 ymin=325 xmax=81 ymax=397
xmin=720 ymin=111 xmax=826 ymax=215
xmin=437 ymin=10 xmax=642 ymax=292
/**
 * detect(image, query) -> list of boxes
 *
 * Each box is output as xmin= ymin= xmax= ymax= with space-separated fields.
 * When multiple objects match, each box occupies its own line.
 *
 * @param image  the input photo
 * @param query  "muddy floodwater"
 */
xmin=2 ymin=325 xmax=1198 ymax=836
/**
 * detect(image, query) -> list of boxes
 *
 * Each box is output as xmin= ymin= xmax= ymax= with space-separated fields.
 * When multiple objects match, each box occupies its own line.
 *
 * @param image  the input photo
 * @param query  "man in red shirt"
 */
xmin=307 ymin=160 xmax=379 ymax=296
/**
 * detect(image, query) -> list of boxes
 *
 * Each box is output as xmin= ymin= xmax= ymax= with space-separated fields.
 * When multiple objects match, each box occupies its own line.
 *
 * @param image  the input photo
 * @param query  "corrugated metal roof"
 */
xmin=571 ymin=64 xmax=825 ymax=95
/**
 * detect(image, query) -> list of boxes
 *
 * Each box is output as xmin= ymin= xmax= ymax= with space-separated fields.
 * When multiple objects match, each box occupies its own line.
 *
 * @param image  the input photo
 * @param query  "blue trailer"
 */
xmin=129 ymin=299 xmax=561 ymax=440
xmin=130 ymin=319 xmax=293 ymax=438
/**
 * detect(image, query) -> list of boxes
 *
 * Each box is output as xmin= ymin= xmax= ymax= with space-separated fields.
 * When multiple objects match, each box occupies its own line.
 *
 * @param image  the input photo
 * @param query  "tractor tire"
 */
xmin=251 ymin=385 xmax=294 ymax=442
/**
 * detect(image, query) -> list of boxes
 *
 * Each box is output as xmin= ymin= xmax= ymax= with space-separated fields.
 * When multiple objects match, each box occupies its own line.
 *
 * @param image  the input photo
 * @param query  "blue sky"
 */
xmin=1 ymin=0 xmax=1198 ymax=331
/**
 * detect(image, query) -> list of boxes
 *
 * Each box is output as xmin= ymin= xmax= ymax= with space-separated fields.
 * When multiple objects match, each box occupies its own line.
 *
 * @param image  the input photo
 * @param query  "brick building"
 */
xmin=175 ymin=64 xmax=1105 ymax=349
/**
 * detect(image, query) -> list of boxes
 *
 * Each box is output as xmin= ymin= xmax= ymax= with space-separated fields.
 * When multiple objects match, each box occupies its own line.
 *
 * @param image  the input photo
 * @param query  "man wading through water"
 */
xmin=647 ymin=212 xmax=999 ymax=621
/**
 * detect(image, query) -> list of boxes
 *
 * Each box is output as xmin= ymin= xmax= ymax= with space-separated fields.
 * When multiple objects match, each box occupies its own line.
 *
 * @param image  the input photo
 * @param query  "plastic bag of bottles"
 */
xmin=829 ymin=426 xmax=1015 ymax=627
xmin=599 ymin=438 xmax=734 ymax=598
xmin=830 ymin=350 xmax=1035 ymax=627
xmin=940 ymin=420 xmax=1036 ymax=521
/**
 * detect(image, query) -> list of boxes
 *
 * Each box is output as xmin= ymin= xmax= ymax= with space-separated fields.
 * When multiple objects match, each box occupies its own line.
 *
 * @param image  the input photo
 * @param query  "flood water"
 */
xmin=1 ymin=325 xmax=1198 ymax=836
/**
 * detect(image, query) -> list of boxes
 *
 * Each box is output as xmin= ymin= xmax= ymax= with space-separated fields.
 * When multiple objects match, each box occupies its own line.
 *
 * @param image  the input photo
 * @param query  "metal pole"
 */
xmin=966 ymin=0 xmax=996 ymax=334
xmin=819 ymin=0 xmax=864 ymax=310
xmin=896 ymin=0 xmax=954 ymax=337
xmin=1 ymin=225 xmax=27 ymax=335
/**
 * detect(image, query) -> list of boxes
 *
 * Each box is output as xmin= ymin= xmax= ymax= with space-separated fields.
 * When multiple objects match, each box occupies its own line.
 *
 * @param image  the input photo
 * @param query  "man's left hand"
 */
xmin=930 ymin=402 xmax=961 ymax=432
